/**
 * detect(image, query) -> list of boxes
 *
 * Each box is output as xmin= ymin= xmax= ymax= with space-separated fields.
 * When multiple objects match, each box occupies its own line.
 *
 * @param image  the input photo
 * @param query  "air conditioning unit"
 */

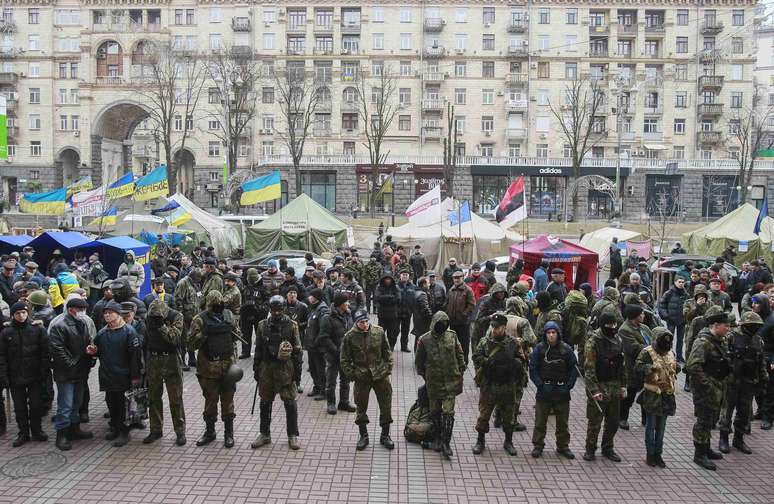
xmin=539 ymin=133 xmax=547 ymax=139
xmin=496 ymin=91 xmax=504 ymax=96
xmin=484 ymin=23 xmax=491 ymax=27
xmin=73 ymin=131 xmax=80 ymax=137
xmin=530 ymin=62 xmax=537 ymax=69
xmin=484 ymin=131 xmax=491 ymax=137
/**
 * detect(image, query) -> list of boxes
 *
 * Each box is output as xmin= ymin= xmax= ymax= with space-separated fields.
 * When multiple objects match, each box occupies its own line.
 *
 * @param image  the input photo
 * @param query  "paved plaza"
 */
xmin=0 ymin=334 xmax=771 ymax=504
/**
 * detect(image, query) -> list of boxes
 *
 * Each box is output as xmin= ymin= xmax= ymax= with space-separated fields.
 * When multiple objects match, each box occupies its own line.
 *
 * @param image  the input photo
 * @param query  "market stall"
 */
xmin=510 ymin=234 xmax=599 ymax=290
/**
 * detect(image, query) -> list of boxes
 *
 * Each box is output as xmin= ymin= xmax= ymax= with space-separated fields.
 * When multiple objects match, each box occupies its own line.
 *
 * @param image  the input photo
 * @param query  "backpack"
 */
xmin=561 ymin=290 xmax=589 ymax=345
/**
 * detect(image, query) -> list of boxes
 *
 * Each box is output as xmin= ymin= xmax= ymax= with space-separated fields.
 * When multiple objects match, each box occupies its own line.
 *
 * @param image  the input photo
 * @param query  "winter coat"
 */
xmin=465 ymin=273 xmax=489 ymax=302
xmin=415 ymin=311 xmax=465 ymax=399
xmin=429 ymin=281 xmax=447 ymax=312
xmin=173 ymin=275 xmax=201 ymax=320
xmin=658 ymin=285 xmax=687 ymax=325
xmin=529 ymin=322 xmax=577 ymax=403
xmin=336 ymin=280 xmax=366 ymax=314
xmin=547 ymin=281 xmax=568 ymax=304
xmin=0 ymin=318 xmax=49 ymax=387
xmin=341 ymin=322 xmax=393 ymax=382
xmin=318 ymin=308 xmax=353 ymax=356
xmin=0 ymin=273 xmax=17 ymax=305
xmin=446 ymin=282 xmax=475 ymax=324
xmin=93 ymin=322 xmax=142 ymax=392
xmin=442 ymin=264 xmax=462 ymax=290
xmin=306 ymin=301 xmax=329 ymax=349
xmin=409 ymin=253 xmax=428 ymax=280
xmin=412 ymin=289 xmax=433 ymax=337
xmin=635 ymin=330 xmax=678 ymax=417
xmin=396 ymin=280 xmax=416 ymax=318
xmin=533 ymin=267 xmax=548 ymax=293
xmin=617 ymin=320 xmax=653 ymax=389
xmin=686 ymin=327 xmax=729 ymax=412
xmin=261 ymin=270 xmax=285 ymax=295
xmin=117 ymin=250 xmax=146 ymax=294
xmin=279 ymin=278 xmax=307 ymax=301
xmin=200 ymin=270 xmax=224 ymax=309
xmin=143 ymin=292 xmax=176 ymax=310
xmin=374 ymin=274 xmax=400 ymax=320
xmin=48 ymin=313 xmax=95 ymax=383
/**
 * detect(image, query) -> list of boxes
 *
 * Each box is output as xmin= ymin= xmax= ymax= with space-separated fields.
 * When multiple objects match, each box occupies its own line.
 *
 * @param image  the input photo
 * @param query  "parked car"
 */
xmin=483 ymin=256 xmax=511 ymax=286
xmin=235 ymin=250 xmax=332 ymax=279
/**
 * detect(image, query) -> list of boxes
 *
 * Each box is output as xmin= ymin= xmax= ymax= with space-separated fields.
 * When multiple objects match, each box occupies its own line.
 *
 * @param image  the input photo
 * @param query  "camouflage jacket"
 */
xmin=174 ymin=276 xmax=201 ymax=320
xmin=341 ymin=323 xmax=393 ymax=382
xmin=584 ymin=328 xmax=626 ymax=397
xmin=686 ymin=327 xmax=729 ymax=411
xmin=415 ymin=312 xmax=465 ymax=399
xmin=200 ymin=271 xmax=224 ymax=309
xmin=222 ymin=285 xmax=242 ymax=318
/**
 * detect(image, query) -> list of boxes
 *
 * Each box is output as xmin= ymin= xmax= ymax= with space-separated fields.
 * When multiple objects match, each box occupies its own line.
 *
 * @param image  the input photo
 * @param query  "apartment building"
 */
xmin=0 ymin=1 xmax=764 ymax=221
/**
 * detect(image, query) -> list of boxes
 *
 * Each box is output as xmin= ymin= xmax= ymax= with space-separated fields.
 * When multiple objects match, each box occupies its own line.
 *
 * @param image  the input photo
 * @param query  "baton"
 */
xmin=576 ymin=363 xmax=604 ymax=414
xmin=250 ymin=380 xmax=259 ymax=415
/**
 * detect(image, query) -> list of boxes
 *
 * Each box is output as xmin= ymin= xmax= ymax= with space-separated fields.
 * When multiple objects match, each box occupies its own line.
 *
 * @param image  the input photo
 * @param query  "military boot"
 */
xmin=356 ymin=424 xmax=369 ymax=451
xmin=223 ymin=417 xmax=235 ymax=449
xmin=112 ymin=427 xmax=130 ymax=448
xmin=503 ymin=430 xmax=518 ymax=456
xmin=379 ymin=425 xmax=394 ymax=450
xmin=251 ymin=401 xmax=272 ymax=449
xmin=706 ymin=443 xmax=724 ymax=460
xmin=196 ymin=418 xmax=216 ymax=446
xmin=55 ymin=429 xmax=71 ymax=451
xmin=431 ymin=414 xmax=442 ymax=452
xmin=337 ymin=401 xmax=357 ymax=413
xmin=718 ymin=431 xmax=730 ymax=454
xmin=732 ymin=433 xmax=752 ymax=454
xmin=251 ymin=433 xmax=271 ymax=449
xmin=472 ymin=432 xmax=485 ymax=455
xmin=441 ymin=413 xmax=455 ymax=460
xmin=693 ymin=443 xmax=716 ymax=471
xmin=69 ymin=423 xmax=93 ymax=440
xmin=284 ymin=400 xmax=300 ymax=451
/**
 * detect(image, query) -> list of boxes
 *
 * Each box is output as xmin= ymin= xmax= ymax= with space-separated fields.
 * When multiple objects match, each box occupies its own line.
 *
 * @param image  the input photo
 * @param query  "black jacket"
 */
xmin=442 ymin=264 xmax=462 ymax=290
xmin=143 ymin=292 xmax=177 ymax=310
xmin=286 ymin=300 xmax=309 ymax=340
xmin=306 ymin=300 xmax=329 ymax=349
xmin=658 ymin=285 xmax=687 ymax=325
xmin=48 ymin=313 xmax=94 ymax=383
xmin=0 ymin=319 xmax=49 ymax=387
xmin=318 ymin=308 xmax=353 ymax=355
xmin=374 ymin=274 xmax=400 ymax=320
xmin=93 ymin=323 xmax=142 ymax=392
xmin=546 ymin=281 xmax=567 ymax=304
xmin=409 ymin=253 xmax=428 ymax=280
xmin=0 ymin=273 xmax=18 ymax=305
xmin=396 ymin=281 xmax=416 ymax=318
xmin=279 ymin=278 xmax=307 ymax=300
xmin=412 ymin=290 xmax=433 ymax=337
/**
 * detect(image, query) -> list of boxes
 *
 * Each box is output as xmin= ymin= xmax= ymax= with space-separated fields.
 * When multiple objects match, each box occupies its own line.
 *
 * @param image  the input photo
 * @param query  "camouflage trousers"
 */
xmin=147 ymin=353 xmax=186 ymax=435
xmin=197 ymin=376 xmax=236 ymax=421
xmin=476 ymin=382 xmax=517 ymax=433
xmin=533 ymin=400 xmax=571 ymax=450
xmin=429 ymin=396 xmax=456 ymax=415
xmin=353 ymin=377 xmax=393 ymax=426
xmin=258 ymin=361 xmax=297 ymax=403
xmin=693 ymin=404 xmax=720 ymax=444
xmin=586 ymin=393 xmax=621 ymax=452
xmin=718 ymin=382 xmax=754 ymax=435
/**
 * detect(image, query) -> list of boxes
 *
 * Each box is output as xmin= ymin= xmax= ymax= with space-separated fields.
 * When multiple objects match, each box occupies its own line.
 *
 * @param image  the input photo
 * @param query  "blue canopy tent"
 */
xmin=0 ymin=235 xmax=33 ymax=255
xmin=76 ymin=236 xmax=152 ymax=298
xmin=27 ymin=231 xmax=94 ymax=275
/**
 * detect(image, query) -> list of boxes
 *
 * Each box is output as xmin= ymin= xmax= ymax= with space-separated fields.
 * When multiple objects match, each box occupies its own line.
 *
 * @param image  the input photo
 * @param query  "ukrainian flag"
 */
xmin=19 ymin=187 xmax=67 ymax=215
xmin=107 ymin=172 xmax=135 ymax=200
xmin=240 ymin=170 xmax=281 ymax=206
xmin=66 ymin=176 xmax=93 ymax=198
xmin=88 ymin=207 xmax=118 ymax=227
xmin=166 ymin=206 xmax=192 ymax=227
xmin=133 ymin=165 xmax=169 ymax=201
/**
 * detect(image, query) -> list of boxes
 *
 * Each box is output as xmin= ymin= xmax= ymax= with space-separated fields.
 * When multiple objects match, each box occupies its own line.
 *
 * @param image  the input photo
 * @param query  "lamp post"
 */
xmin=736 ymin=184 xmax=753 ymax=207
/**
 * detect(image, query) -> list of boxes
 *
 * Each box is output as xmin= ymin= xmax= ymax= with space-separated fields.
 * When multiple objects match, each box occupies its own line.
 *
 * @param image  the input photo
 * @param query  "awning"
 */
xmin=644 ymin=144 xmax=669 ymax=151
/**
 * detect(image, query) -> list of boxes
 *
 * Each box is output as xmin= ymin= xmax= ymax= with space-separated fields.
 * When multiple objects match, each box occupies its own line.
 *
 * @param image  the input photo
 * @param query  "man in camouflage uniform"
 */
xmin=717 ymin=311 xmax=767 ymax=455
xmin=142 ymin=298 xmax=186 ymax=446
xmin=337 ymin=270 xmax=366 ymax=314
xmin=189 ymin=290 xmax=240 ymax=448
xmin=199 ymin=258 xmax=224 ymax=309
xmin=362 ymin=254 xmax=382 ymax=313
xmin=472 ymin=283 xmax=507 ymax=353
xmin=686 ymin=306 xmax=731 ymax=470
xmin=583 ymin=311 xmax=626 ymax=462
xmin=683 ymin=285 xmax=711 ymax=325
xmin=341 ymin=310 xmax=394 ymax=451
xmin=471 ymin=313 xmax=524 ymax=456
xmin=239 ymin=268 xmax=268 ymax=359
xmin=261 ymin=260 xmax=285 ymax=297
xmin=590 ymin=287 xmax=623 ymax=328
xmin=175 ymin=268 xmax=202 ymax=368
xmin=416 ymin=311 xmax=466 ymax=460
xmin=708 ymin=277 xmax=733 ymax=313
xmin=534 ymin=291 xmax=562 ymax=337
xmin=222 ymin=273 xmax=242 ymax=321
xmin=344 ymin=250 xmax=364 ymax=286
xmin=251 ymin=296 xmax=302 ymax=451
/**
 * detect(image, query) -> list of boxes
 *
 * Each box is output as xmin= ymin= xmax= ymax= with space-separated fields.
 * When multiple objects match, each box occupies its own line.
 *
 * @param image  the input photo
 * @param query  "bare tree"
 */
xmin=356 ymin=66 xmax=399 ymax=217
xmin=135 ymin=40 xmax=206 ymax=194
xmin=647 ymin=188 xmax=681 ymax=257
xmin=728 ymin=87 xmax=774 ymax=204
xmin=702 ymin=174 xmax=738 ymax=218
xmin=274 ymin=62 xmax=322 ymax=197
xmin=442 ymin=102 xmax=458 ymax=198
xmin=202 ymin=45 xmax=260 ymax=186
xmin=548 ymin=76 xmax=605 ymax=218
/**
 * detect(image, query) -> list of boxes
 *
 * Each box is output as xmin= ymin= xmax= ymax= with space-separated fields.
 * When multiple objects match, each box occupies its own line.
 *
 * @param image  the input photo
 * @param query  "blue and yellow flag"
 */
xmin=66 ymin=176 xmax=93 ymax=198
xmin=106 ymin=172 xmax=135 ymax=200
xmin=19 ymin=187 xmax=67 ymax=215
xmin=240 ymin=170 xmax=281 ymax=206
xmin=133 ymin=165 xmax=169 ymax=201
xmin=88 ymin=207 xmax=118 ymax=227
xmin=166 ymin=206 xmax=192 ymax=227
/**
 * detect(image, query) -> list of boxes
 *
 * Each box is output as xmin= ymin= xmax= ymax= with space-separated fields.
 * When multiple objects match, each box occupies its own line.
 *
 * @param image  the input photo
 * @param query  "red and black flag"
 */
xmin=495 ymin=176 xmax=527 ymax=227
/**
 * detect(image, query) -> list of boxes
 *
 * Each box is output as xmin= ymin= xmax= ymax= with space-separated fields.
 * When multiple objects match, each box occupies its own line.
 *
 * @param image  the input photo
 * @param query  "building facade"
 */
xmin=0 ymin=0 xmax=764 ymax=220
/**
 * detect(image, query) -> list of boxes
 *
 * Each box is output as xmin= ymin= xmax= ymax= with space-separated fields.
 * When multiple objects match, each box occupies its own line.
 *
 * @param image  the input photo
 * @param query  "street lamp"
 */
xmin=736 ymin=184 xmax=753 ymax=206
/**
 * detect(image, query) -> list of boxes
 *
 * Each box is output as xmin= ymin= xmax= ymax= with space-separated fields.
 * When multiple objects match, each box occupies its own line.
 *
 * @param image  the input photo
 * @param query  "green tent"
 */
xmin=682 ymin=203 xmax=774 ymax=264
xmin=243 ymin=193 xmax=351 ymax=256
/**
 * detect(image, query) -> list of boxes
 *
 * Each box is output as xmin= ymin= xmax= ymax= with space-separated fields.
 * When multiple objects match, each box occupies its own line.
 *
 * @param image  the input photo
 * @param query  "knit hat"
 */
xmin=103 ymin=300 xmax=124 ymax=314
xmin=10 ymin=301 xmax=28 ymax=315
xmin=623 ymin=304 xmax=643 ymax=320
xmin=308 ymin=288 xmax=324 ymax=302
xmin=353 ymin=310 xmax=369 ymax=323
xmin=333 ymin=292 xmax=349 ymax=307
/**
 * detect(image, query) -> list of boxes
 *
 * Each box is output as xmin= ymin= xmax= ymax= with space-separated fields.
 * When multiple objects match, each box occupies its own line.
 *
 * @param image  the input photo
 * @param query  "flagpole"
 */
xmin=522 ymin=173 xmax=527 ymax=260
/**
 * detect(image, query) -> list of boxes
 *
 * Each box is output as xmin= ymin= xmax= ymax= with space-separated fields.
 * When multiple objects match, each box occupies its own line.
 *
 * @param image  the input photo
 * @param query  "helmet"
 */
xmin=224 ymin=364 xmax=244 ymax=385
xmin=246 ymin=268 xmax=259 ymax=282
xmin=269 ymin=295 xmax=285 ymax=309
xmin=27 ymin=290 xmax=49 ymax=307
xmin=740 ymin=311 xmax=764 ymax=326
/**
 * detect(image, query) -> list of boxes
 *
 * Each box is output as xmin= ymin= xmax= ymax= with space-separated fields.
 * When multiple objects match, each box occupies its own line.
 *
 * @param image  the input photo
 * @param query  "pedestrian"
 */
xmin=409 ymin=244 xmax=428 ymax=280
xmin=340 ymin=310 xmax=394 ymax=451
xmin=416 ymin=311 xmax=465 ymax=460
xmin=617 ymin=304 xmax=652 ymax=431
xmin=318 ymin=293 xmax=356 ymax=415
xmin=142 ymin=298 xmax=186 ymax=446
xmin=175 ymin=268 xmax=202 ymax=368
xmin=239 ymin=268 xmax=268 ymax=359
xmin=251 ymin=296 xmax=302 ymax=451
xmin=189 ymin=290 xmax=240 ymax=448
xmin=427 ymin=271 xmax=447 ymax=312
xmin=583 ymin=312 xmax=626 ymax=462
xmin=708 ymin=277 xmax=733 ymax=313
xmin=533 ymin=261 xmax=549 ymax=293
xmin=658 ymin=276 xmax=688 ymax=363
xmin=471 ymin=313 xmax=523 ymax=457
xmin=144 ymin=277 xmax=176 ymax=309
xmin=48 ymin=296 xmax=95 ymax=451
xmin=506 ymin=259 xmax=524 ymax=291
xmin=686 ymin=306 xmax=731 ymax=470
xmin=337 ymin=270 xmax=365 ymax=314
xmin=534 ymin=291 xmax=562 ymax=337
xmin=442 ymin=258 xmax=462 ymax=291
xmin=362 ymin=254 xmax=382 ymax=313
xmin=285 ymin=287 xmax=308 ymax=394
xmin=635 ymin=327 xmax=678 ymax=468
xmin=0 ymin=302 xmax=50 ymax=446
xmin=529 ymin=321 xmax=577 ymax=459
xmin=396 ymin=271 xmax=415 ymax=352
xmin=412 ymin=277 xmax=433 ymax=345
xmin=471 ymin=282 xmax=507 ymax=352
xmin=609 ymin=239 xmax=623 ymax=282
xmin=117 ymin=251 xmax=145 ymax=295
xmin=671 ymin=242 xmax=686 ymax=254
xmin=305 ymin=288 xmax=329 ymax=400
xmin=546 ymin=268 xmax=567 ymax=304
xmin=374 ymin=273 xmax=400 ymax=349
xmin=465 ymin=263 xmax=489 ymax=302
xmin=200 ymin=258 xmax=224 ymax=308
xmin=222 ymin=272 xmax=242 ymax=318
xmin=446 ymin=270 xmax=475 ymax=365
xmin=93 ymin=300 xmax=143 ymax=447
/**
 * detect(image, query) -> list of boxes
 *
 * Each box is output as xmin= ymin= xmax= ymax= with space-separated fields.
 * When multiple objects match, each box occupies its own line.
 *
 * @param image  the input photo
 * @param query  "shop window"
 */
xmin=472 ymin=175 xmax=509 ymax=215
xmin=357 ymin=170 xmax=394 ymax=213
xmin=301 ymin=171 xmax=336 ymax=211
xmin=529 ymin=176 xmax=564 ymax=217
xmin=702 ymin=175 xmax=738 ymax=218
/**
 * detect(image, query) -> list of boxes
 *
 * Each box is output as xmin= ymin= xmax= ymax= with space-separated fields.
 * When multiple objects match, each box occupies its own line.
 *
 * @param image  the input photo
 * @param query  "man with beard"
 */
xmin=175 ymin=268 xmax=203 ymax=368
xmin=189 ymin=291 xmax=240 ymax=448
xmin=374 ymin=274 xmax=400 ymax=349
xmin=318 ymin=293 xmax=356 ymax=415
xmin=251 ymin=296 xmax=302 ymax=451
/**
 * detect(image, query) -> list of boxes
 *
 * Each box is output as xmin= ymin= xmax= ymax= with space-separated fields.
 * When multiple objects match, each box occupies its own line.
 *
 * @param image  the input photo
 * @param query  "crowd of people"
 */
xmin=0 ymin=235 xmax=771 ymax=473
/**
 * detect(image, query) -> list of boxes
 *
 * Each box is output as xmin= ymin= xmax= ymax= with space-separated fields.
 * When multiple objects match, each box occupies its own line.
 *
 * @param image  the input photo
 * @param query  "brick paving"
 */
xmin=0 ymin=328 xmax=772 ymax=504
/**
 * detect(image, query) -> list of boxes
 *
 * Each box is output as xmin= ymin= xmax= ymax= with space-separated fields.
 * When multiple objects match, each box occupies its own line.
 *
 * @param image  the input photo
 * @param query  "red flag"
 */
xmin=496 ymin=176 xmax=527 ymax=226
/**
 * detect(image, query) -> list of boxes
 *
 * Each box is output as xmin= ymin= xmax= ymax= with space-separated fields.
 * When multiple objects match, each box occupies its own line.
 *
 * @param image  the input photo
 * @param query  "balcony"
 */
xmin=313 ymin=127 xmax=332 ymax=137
xmin=6 ymin=126 xmax=17 ymax=139
xmin=508 ymin=19 xmax=528 ymax=33
xmin=700 ymin=49 xmax=722 ymax=63
xmin=701 ymin=20 xmax=724 ymax=34
xmin=286 ymin=47 xmax=306 ymax=56
xmin=698 ymin=131 xmax=723 ymax=144
xmin=617 ymin=23 xmax=637 ymax=36
xmin=506 ymin=99 xmax=528 ymax=112
xmin=506 ymin=45 xmax=528 ymax=58
xmin=340 ymin=20 xmax=361 ymax=33
xmin=589 ymin=24 xmax=610 ymax=35
xmin=341 ymin=127 xmax=359 ymax=137
xmin=92 ymin=21 xmax=161 ymax=33
xmin=232 ymin=45 xmax=254 ymax=58
xmin=421 ymin=98 xmax=445 ymax=111
xmin=340 ymin=73 xmax=359 ymax=83
xmin=698 ymin=103 xmax=723 ymax=116
xmin=313 ymin=47 xmax=333 ymax=55
xmin=5 ymin=98 xmax=17 ymax=110
xmin=698 ymin=75 xmax=724 ymax=90
xmin=591 ymin=129 xmax=609 ymax=138
xmin=590 ymin=48 xmax=609 ymax=57
xmin=340 ymin=101 xmax=359 ymax=112
xmin=423 ymin=72 xmax=445 ymax=82
xmin=422 ymin=121 xmax=443 ymax=139
xmin=506 ymin=127 xmax=526 ymax=139
xmin=232 ymin=17 xmax=251 ymax=31
xmin=423 ymin=18 xmax=445 ymax=32
xmin=507 ymin=73 xmax=528 ymax=86
xmin=314 ymin=23 xmax=333 ymax=33
xmin=95 ymin=75 xmax=126 ymax=86
xmin=644 ymin=23 xmax=665 ymax=35
xmin=643 ymin=104 xmax=664 ymax=115
xmin=619 ymin=131 xmax=636 ymax=141
xmin=286 ymin=22 xmax=307 ymax=33
xmin=423 ymin=46 xmax=446 ymax=58
xmin=643 ymin=131 xmax=663 ymax=141
xmin=0 ymin=72 xmax=18 ymax=85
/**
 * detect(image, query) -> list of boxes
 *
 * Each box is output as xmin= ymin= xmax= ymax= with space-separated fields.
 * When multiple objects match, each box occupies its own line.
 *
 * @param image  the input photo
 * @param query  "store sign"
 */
xmin=281 ymin=221 xmax=307 ymax=232
xmin=538 ymin=167 xmax=563 ymax=175
xmin=415 ymin=175 xmax=445 ymax=196
xmin=474 ymin=164 xmax=629 ymax=178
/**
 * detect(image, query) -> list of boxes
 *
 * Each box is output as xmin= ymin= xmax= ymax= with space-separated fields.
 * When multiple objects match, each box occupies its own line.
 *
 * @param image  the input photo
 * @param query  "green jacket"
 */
xmin=686 ymin=327 xmax=729 ymax=411
xmin=415 ymin=312 xmax=465 ymax=399
xmin=340 ymin=322 xmax=393 ymax=382
xmin=472 ymin=330 xmax=527 ymax=388
xmin=584 ymin=328 xmax=626 ymax=397
xmin=175 ymin=275 xmax=201 ymax=319
xmin=618 ymin=320 xmax=653 ymax=389
xmin=362 ymin=260 xmax=383 ymax=289
xmin=535 ymin=307 xmax=562 ymax=337
xmin=222 ymin=285 xmax=242 ymax=318
xmin=200 ymin=270 xmax=224 ymax=309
